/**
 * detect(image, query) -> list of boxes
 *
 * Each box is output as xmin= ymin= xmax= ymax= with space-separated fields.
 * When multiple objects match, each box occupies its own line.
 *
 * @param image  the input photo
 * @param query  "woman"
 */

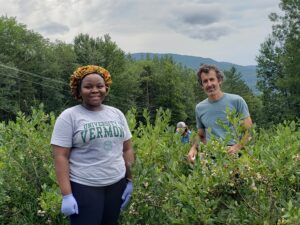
xmin=176 ymin=121 xmax=191 ymax=144
xmin=51 ymin=65 xmax=134 ymax=225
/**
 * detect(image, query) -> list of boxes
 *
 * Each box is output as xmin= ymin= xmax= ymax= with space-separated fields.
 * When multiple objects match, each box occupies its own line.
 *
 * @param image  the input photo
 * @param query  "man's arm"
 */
xmin=187 ymin=128 xmax=206 ymax=162
xmin=228 ymin=116 xmax=253 ymax=155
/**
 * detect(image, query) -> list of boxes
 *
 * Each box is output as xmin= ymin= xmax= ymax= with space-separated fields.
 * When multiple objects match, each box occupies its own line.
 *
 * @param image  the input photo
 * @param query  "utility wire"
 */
xmin=0 ymin=72 xmax=63 ymax=91
xmin=0 ymin=63 xmax=69 ymax=87
xmin=0 ymin=64 xmax=160 ymax=113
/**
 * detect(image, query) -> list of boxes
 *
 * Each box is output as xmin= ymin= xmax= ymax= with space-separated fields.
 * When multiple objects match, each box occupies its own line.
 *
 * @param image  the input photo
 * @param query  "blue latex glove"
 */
xmin=61 ymin=194 xmax=79 ymax=216
xmin=121 ymin=180 xmax=133 ymax=209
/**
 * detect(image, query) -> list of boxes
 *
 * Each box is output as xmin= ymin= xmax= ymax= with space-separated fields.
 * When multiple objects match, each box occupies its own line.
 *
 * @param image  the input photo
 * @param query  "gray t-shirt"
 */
xmin=196 ymin=93 xmax=250 ymax=145
xmin=51 ymin=104 xmax=132 ymax=187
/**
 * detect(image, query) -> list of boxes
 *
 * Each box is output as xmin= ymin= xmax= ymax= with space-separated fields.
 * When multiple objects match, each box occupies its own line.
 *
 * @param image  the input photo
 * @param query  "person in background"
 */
xmin=187 ymin=64 xmax=252 ymax=163
xmin=51 ymin=65 xmax=134 ymax=225
xmin=176 ymin=121 xmax=191 ymax=144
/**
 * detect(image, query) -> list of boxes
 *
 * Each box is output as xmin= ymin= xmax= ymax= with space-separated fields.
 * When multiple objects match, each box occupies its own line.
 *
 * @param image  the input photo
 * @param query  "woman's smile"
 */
xmin=80 ymin=73 xmax=108 ymax=111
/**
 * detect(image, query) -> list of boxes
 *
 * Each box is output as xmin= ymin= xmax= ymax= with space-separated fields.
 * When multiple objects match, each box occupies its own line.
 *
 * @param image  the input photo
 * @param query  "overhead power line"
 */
xmin=0 ymin=72 xmax=63 ymax=91
xmin=0 ymin=63 xmax=69 ymax=87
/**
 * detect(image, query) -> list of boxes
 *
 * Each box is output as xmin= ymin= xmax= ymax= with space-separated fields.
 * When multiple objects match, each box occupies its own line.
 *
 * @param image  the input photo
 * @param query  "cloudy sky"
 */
xmin=1 ymin=0 xmax=281 ymax=65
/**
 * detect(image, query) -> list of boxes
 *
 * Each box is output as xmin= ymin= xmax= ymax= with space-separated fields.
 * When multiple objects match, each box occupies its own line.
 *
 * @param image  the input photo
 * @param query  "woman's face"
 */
xmin=80 ymin=73 xmax=108 ymax=111
xmin=176 ymin=127 xmax=186 ymax=135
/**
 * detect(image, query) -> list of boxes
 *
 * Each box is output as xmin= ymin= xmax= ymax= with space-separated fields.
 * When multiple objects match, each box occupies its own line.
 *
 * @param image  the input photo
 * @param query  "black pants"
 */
xmin=70 ymin=178 xmax=126 ymax=225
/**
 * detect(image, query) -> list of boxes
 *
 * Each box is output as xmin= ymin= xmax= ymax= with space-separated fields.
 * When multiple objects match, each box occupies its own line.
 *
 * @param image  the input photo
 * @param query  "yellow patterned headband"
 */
xmin=70 ymin=65 xmax=112 ymax=87
xmin=70 ymin=65 xmax=112 ymax=100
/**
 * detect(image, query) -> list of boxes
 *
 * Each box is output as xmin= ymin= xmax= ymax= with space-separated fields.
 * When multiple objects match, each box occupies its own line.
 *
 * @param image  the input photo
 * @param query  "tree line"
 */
xmin=0 ymin=0 xmax=299 ymax=127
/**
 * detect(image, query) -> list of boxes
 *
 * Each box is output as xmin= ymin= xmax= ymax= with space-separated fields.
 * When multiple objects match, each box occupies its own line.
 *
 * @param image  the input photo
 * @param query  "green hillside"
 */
xmin=131 ymin=53 xmax=257 ymax=92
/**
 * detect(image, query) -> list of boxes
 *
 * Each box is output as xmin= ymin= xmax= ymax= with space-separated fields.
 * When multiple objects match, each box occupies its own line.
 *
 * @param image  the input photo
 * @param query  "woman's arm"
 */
xmin=52 ymin=145 xmax=72 ymax=195
xmin=123 ymin=139 xmax=134 ymax=180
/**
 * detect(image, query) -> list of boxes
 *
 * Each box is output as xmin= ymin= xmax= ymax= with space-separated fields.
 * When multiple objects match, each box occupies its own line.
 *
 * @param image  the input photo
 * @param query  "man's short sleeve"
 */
xmin=195 ymin=105 xmax=205 ymax=129
xmin=237 ymin=97 xmax=250 ymax=119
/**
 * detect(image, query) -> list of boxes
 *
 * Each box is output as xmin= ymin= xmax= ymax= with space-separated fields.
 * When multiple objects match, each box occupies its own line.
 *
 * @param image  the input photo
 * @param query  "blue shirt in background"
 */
xmin=195 ymin=93 xmax=250 ymax=145
xmin=181 ymin=130 xmax=191 ymax=144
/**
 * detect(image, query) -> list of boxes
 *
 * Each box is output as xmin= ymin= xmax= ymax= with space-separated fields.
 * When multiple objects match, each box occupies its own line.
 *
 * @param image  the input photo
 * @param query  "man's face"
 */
xmin=200 ymin=70 xmax=222 ymax=97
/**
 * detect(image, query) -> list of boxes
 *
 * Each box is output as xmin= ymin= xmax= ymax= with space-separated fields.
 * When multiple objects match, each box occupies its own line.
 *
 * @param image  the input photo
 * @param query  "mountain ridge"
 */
xmin=131 ymin=52 xmax=257 ymax=92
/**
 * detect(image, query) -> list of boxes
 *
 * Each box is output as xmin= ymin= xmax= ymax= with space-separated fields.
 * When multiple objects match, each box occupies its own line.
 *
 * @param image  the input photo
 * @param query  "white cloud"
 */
xmin=0 ymin=0 xmax=281 ymax=65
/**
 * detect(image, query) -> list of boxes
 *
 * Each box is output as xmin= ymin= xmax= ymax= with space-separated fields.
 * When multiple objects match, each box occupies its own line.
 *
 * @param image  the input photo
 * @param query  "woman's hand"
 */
xmin=61 ymin=194 xmax=79 ymax=216
xmin=121 ymin=180 xmax=133 ymax=209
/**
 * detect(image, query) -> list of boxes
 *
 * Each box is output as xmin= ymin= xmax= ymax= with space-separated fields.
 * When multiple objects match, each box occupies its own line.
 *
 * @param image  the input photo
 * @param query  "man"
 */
xmin=187 ymin=64 xmax=252 ymax=163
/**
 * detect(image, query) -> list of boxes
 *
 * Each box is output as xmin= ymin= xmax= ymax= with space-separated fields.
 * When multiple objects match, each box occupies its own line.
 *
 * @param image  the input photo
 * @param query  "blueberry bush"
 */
xmin=0 ymin=107 xmax=299 ymax=224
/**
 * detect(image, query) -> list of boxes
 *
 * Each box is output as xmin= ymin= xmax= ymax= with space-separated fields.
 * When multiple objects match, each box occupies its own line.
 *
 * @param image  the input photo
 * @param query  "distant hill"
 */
xmin=131 ymin=53 xmax=258 ymax=92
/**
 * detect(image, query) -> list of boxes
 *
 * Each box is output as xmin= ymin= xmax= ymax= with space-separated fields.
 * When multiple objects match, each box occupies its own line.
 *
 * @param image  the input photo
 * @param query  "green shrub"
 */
xmin=0 ymin=105 xmax=66 ymax=225
xmin=120 ymin=110 xmax=300 ymax=225
xmin=0 ymin=106 xmax=299 ymax=224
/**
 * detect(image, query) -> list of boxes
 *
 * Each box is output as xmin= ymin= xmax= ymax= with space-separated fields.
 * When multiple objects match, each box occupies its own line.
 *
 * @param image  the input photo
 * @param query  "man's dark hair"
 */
xmin=197 ymin=64 xmax=224 ymax=86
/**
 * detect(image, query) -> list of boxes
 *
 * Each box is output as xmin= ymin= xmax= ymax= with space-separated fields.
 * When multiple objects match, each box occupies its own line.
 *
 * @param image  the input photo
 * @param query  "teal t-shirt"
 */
xmin=195 ymin=93 xmax=250 ymax=145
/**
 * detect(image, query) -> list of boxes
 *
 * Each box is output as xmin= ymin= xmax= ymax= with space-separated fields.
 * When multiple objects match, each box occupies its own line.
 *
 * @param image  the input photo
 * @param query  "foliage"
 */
xmin=256 ymin=0 xmax=300 ymax=126
xmin=0 ymin=16 xmax=203 ymax=126
xmin=0 ymin=16 xmax=76 ymax=118
xmin=0 ymin=61 xmax=19 ymax=120
xmin=0 ymin=105 xmax=65 ymax=225
xmin=120 ymin=109 xmax=300 ymax=225
xmin=6 ymin=15 xmax=300 ymax=130
xmin=2 ymin=7 xmax=300 ymax=127
xmin=0 ymin=107 xmax=299 ymax=224
xmin=132 ymin=56 xmax=198 ymax=126
xmin=222 ymin=67 xmax=263 ymax=125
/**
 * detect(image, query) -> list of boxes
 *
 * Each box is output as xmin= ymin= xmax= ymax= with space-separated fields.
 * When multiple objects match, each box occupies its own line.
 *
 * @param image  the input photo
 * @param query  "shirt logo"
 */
xmin=81 ymin=121 xmax=125 ymax=143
